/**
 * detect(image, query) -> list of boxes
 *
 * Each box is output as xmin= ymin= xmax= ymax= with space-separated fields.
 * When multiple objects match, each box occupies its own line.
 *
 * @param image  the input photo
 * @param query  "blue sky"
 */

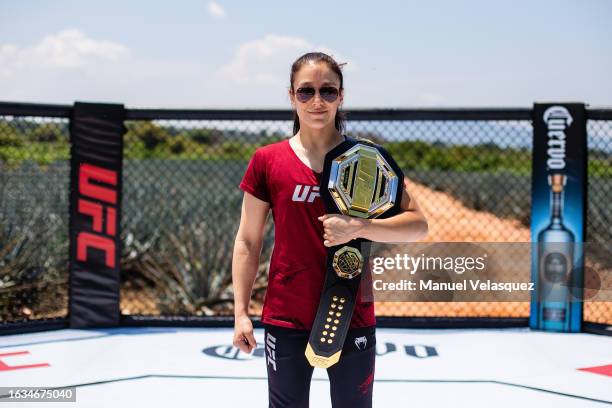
xmin=1 ymin=0 xmax=611 ymax=108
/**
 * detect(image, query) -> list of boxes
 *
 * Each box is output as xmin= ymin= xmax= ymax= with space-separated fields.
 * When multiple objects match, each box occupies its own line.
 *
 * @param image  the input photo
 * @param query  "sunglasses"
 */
xmin=294 ymin=86 xmax=340 ymax=103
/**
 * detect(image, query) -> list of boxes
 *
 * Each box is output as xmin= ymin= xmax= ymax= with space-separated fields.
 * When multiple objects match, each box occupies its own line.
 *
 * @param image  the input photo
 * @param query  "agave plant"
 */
xmin=0 ymin=205 xmax=69 ymax=321
xmin=119 ymin=158 xmax=275 ymax=316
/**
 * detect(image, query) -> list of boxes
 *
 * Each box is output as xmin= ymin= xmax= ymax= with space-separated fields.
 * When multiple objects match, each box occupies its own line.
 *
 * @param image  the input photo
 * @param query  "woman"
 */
xmin=232 ymin=52 xmax=428 ymax=408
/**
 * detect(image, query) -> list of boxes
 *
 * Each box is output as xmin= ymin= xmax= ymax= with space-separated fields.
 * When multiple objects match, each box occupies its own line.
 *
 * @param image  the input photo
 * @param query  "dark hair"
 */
xmin=290 ymin=52 xmax=346 ymax=135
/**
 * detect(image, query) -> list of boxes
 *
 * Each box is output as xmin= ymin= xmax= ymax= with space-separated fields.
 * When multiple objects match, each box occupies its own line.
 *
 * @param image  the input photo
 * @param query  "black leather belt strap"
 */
xmin=305 ymin=137 xmax=404 ymax=368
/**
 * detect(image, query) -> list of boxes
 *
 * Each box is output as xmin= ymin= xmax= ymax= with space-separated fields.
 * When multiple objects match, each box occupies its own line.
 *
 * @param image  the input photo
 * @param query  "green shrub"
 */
xmin=189 ymin=129 xmax=222 ymax=145
xmin=0 ymin=133 xmax=24 ymax=147
xmin=221 ymin=141 xmax=244 ymax=157
xmin=28 ymin=125 xmax=64 ymax=143
xmin=125 ymin=121 xmax=171 ymax=150
xmin=169 ymin=135 xmax=188 ymax=154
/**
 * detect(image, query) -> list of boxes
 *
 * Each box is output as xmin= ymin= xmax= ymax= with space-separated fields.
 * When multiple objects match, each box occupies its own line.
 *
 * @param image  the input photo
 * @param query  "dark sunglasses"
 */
xmin=294 ymin=86 xmax=340 ymax=103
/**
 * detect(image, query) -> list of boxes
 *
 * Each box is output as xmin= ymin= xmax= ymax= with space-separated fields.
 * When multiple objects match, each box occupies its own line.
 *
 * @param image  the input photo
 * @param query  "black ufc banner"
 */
xmin=69 ymin=102 xmax=125 ymax=328
xmin=529 ymin=103 xmax=587 ymax=332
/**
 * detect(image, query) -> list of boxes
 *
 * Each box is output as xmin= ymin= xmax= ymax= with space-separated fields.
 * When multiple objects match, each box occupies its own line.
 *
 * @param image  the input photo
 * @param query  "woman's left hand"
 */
xmin=318 ymin=214 xmax=366 ymax=247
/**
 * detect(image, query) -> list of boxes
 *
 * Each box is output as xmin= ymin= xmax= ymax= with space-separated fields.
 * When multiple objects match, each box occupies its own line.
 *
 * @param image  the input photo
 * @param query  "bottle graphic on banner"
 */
xmin=537 ymin=173 xmax=574 ymax=331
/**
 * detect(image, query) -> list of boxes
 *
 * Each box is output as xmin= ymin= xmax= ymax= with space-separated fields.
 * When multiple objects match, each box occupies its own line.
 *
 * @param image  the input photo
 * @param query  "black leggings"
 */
xmin=264 ymin=324 xmax=376 ymax=408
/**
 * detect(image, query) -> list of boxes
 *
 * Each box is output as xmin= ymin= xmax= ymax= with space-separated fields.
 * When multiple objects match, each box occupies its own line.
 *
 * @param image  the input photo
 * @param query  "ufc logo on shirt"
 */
xmin=292 ymin=185 xmax=320 ymax=203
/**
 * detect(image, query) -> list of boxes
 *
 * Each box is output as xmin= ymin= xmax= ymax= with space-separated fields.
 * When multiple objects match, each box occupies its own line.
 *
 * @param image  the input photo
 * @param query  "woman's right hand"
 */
xmin=232 ymin=191 xmax=268 ymax=355
xmin=233 ymin=315 xmax=257 ymax=354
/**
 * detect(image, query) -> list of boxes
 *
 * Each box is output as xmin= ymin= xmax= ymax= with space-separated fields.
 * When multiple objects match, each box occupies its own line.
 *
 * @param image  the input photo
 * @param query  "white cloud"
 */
xmin=207 ymin=2 xmax=226 ymax=19
xmin=0 ymin=29 xmax=128 ymax=75
xmin=0 ymin=30 xmax=366 ymax=108
xmin=210 ymin=34 xmax=356 ymax=106
xmin=0 ymin=29 xmax=205 ymax=107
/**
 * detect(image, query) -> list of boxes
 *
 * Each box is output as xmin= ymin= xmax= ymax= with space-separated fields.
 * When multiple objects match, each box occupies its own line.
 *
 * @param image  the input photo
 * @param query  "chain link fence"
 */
xmin=1 ymin=114 xmax=70 ymax=328
xmin=584 ymin=117 xmax=612 ymax=325
xmin=118 ymin=112 xmax=535 ymax=321
xmin=1 ymin=105 xmax=610 ymax=330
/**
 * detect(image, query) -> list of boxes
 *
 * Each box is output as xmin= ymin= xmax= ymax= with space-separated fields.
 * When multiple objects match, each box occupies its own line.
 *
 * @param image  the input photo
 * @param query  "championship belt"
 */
xmin=305 ymin=137 xmax=404 ymax=368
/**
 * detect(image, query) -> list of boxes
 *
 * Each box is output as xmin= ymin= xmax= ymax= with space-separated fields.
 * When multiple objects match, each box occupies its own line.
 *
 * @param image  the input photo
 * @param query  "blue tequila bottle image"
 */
xmin=537 ymin=173 xmax=575 ymax=331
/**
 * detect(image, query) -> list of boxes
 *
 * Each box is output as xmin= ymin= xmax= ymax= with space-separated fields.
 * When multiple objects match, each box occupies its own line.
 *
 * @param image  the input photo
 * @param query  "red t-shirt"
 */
xmin=239 ymin=139 xmax=375 ymax=330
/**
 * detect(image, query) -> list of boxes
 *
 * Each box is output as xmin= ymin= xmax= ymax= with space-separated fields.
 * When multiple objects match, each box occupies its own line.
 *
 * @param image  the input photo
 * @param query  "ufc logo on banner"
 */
xmin=292 ymin=184 xmax=320 ymax=203
xmin=76 ymin=163 xmax=118 ymax=268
